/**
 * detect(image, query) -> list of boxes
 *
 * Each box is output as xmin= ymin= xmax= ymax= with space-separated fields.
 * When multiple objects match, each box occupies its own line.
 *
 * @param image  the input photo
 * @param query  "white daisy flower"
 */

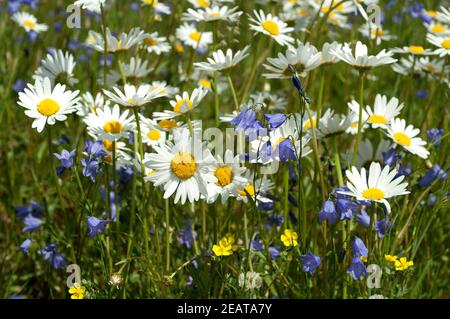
xmin=86 ymin=28 xmax=150 ymax=53
xmin=103 ymin=83 xmax=166 ymax=107
xmin=74 ymin=0 xmax=106 ymax=13
xmin=425 ymin=22 xmax=449 ymax=35
xmin=84 ymin=104 xmax=135 ymax=141
xmin=188 ymin=0 xmax=211 ymax=8
xmin=345 ymin=105 xmax=369 ymax=135
xmin=106 ymin=57 xmax=152 ymax=86
xmin=386 ymin=118 xmax=430 ymax=159
xmin=141 ymin=0 xmax=171 ymax=15
xmin=250 ymin=92 xmax=287 ymax=111
xmin=330 ymin=41 xmax=397 ymax=70
xmin=140 ymin=115 xmax=166 ymax=147
xmin=33 ymin=50 xmax=78 ymax=86
xmin=183 ymin=5 xmax=242 ymax=22
xmin=318 ymin=109 xmax=355 ymax=138
xmin=352 ymin=94 xmax=404 ymax=129
xmin=321 ymin=41 xmax=343 ymax=64
xmin=194 ymin=46 xmax=250 ymax=72
xmin=76 ymin=92 xmax=110 ymax=117
xmin=234 ymin=172 xmax=274 ymax=205
xmin=143 ymin=32 xmax=171 ymax=55
xmin=417 ymin=57 xmax=449 ymax=78
xmin=436 ymin=6 xmax=450 ymax=24
xmin=248 ymin=10 xmax=294 ymax=47
xmin=206 ymin=149 xmax=247 ymax=204
xmin=426 ymin=33 xmax=450 ymax=56
xmin=345 ymin=139 xmax=391 ymax=168
xmin=308 ymin=0 xmax=351 ymax=28
xmin=144 ymin=128 xmax=217 ymax=204
xmin=346 ymin=100 xmax=370 ymax=135
xmin=153 ymin=88 xmax=208 ymax=120
xmin=100 ymin=139 xmax=132 ymax=163
xmin=339 ymin=162 xmax=410 ymax=213
xmin=391 ymin=56 xmax=422 ymax=76
xmin=358 ymin=24 xmax=396 ymax=45
xmin=263 ymin=42 xmax=321 ymax=78
xmin=149 ymin=81 xmax=179 ymax=98
xmin=351 ymin=0 xmax=379 ymax=20
xmin=12 ymin=12 xmax=48 ymax=33
xmin=391 ymin=45 xmax=435 ymax=56
xmin=17 ymin=78 xmax=80 ymax=133
xmin=176 ymin=23 xmax=213 ymax=49
xmin=249 ymin=116 xmax=312 ymax=163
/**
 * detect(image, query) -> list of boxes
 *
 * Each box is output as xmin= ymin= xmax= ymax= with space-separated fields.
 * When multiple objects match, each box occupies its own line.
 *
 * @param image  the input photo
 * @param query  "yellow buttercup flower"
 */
xmin=212 ymin=234 xmax=238 ymax=256
xmin=281 ymin=229 xmax=298 ymax=247
xmin=68 ymin=283 xmax=86 ymax=299
xmin=394 ymin=257 xmax=414 ymax=271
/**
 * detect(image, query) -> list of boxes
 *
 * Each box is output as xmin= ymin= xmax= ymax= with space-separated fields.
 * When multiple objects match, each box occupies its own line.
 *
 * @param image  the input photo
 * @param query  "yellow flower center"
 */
xmin=393 ymin=132 xmax=411 ymax=147
xmin=102 ymin=140 xmax=115 ymax=152
xmin=144 ymin=37 xmax=157 ymax=46
xmin=238 ymin=184 xmax=255 ymax=197
xmin=147 ymin=169 xmax=156 ymax=176
xmin=197 ymin=0 xmax=210 ymax=7
xmin=23 ymin=19 xmax=36 ymax=29
xmin=150 ymin=85 xmax=167 ymax=95
xmin=215 ymin=165 xmax=233 ymax=187
xmin=441 ymin=39 xmax=450 ymax=49
xmin=209 ymin=12 xmax=221 ymax=17
xmin=368 ymin=114 xmax=387 ymax=125
xmin=362 ymin=188 xmax=385 ymax=201
xmin=427 ymin=10 xmax=437 ymax=17
xmin=350 ymin=122 xmax=358 ymax=128
xmin=273 ymin=137 xmax=287 ymax=150
xmin=173 ymin=98 xmax=193 ymax=113
xmin=303 ymin=118 xmax=317 ymax=130
xmin=159 ymin=119 xmax=178 ymax=130
xmin=409 ymin=45 xmax=425 ymax=54
xmin=431 ymin=24 xmax=445 ymax=33
xmin=171 ymin=152 xmax=197 ymax=180
xmin=199 ymin=79 xmax=212 ymax=89
xmin=189 ymin=31 xmax=202 ymax=42
xmin=371 ymin=28 xmax=385 ymax=36
xmin=321 ymin=7 xmax=330 ymax=13
xmin=147 ymin=129 xmax=161 ymax=141
xmin=262 ymin=20 xmax=280 ymax=35
xmin=37 ymin=98 xmax=60 ymax=117
xmin=175 ymin=43 xmax=185 ymax=53
xmin=103 ymin=120 xmax=124 ymax=134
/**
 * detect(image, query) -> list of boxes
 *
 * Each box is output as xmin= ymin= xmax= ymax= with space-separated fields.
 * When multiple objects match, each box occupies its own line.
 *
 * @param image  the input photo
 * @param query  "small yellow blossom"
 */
xmin=394 ymin=257 xmax=414 ymax=271
xmin=360 ymin=256 xmax=368 ymax=263
xmin=212 ymin=234 xmax=238 ymax=256
xmin=281 ymin=229 xmax=298 ymax=247
xmin=68 ymin=283 xmax=86 ymax=299
xmin=385 ymin=254 xmax=398 ymax=262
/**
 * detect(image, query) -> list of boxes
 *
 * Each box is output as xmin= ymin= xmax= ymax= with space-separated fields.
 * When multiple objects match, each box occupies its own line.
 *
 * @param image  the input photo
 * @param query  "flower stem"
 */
xmin=305 ymin=104 xmax=326 ymax=201
xmin=214 ymin=71 xmax=220 ymax=127
xmin=226 ymin=73 xmax=239 ymax=111
xmin=352 ymin=72 xmax=365 ymax=166
xmin=165 ymin=198 xmax=171 ymax=272
xmin=333 ymin=141 xmax=344 ymax=187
